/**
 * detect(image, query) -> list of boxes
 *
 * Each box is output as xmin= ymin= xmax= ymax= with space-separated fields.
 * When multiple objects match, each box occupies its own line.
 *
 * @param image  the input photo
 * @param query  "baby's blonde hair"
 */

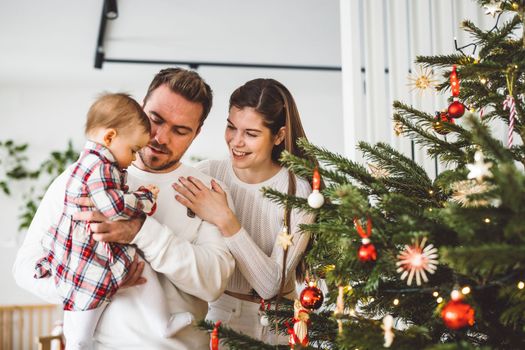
xmin=85 ymin=93 xmax=150 ymax=135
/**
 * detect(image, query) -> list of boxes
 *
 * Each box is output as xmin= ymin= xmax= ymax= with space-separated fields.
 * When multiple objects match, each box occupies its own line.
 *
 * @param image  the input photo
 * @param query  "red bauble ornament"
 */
xmin=300 ymin=282 xmax=324 ymax=310
xmin=448 ymin=100 xmax=466 ymax=118
xmin=433 ymin=111 xmax=455 ymax=135
xmin=441 ymin=299 xmax=475 ymax=330
xmin=354 ymin=217 xmax=377 ymax=262
xmin=358 ymin=241 xmax=377 ymax=261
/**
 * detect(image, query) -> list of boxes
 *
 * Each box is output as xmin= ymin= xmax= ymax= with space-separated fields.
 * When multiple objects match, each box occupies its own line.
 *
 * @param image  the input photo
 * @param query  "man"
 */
xmin=13 ymin=68 xmax=235 ymax=349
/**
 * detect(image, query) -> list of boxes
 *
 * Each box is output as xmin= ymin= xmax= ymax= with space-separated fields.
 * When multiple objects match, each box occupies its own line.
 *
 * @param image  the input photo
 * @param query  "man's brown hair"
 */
xmin=144 ymin=68 xmax=213 ymax=127
xmin=85 ymin=93 xmax=151 ymax=135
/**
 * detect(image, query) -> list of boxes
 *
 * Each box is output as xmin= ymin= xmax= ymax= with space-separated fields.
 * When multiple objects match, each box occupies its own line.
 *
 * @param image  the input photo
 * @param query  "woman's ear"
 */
xmin=274 ymin=126 xmax=286 ymax=145
xmin=103 ymin=129 xmax=117 ymax=147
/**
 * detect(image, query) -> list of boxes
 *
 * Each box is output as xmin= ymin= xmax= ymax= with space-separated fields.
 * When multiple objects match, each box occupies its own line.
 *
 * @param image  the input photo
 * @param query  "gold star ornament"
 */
xmin=484 ymin=0 xmax=503 ymax=17
xmin=394 ymin=120 xmax=404 ymax=136
xmin=277 ymin=227 xmax=293 ymax=250
xmin=407 ymin=65 xmax=438 ymax=95
xmin=450 ymin=180 xmax=493 ymax=207
xmin=368 ymin=163 xmax=390 ymax=178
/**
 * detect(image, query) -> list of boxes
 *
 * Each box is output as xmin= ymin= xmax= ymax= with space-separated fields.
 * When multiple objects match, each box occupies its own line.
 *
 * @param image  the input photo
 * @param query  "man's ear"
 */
xmin=274 ymin=127 xmax=286 ymax=145
xmin=103 ymin=129 xmax=117 ymax=147
xmin=195 ymin=125 xmax=202 ymax=138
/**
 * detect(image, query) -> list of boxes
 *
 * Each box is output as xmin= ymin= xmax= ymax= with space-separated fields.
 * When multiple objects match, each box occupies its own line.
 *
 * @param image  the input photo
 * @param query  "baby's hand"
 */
xmin=145 ymin=184 xmax=160 ymax=199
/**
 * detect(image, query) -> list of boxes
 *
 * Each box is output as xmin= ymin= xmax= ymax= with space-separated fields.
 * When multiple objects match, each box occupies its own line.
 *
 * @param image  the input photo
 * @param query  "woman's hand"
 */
xmin=173 ymin=176 xmax=240 ymax=236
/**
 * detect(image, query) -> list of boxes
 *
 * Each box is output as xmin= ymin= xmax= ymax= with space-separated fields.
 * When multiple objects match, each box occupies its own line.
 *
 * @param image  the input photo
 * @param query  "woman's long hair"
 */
xmin=229 ymin=79 xmax=318 ymax=283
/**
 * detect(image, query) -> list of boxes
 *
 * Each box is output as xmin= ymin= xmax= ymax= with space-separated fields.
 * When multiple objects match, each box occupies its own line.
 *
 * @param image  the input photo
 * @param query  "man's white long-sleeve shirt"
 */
xmin=13 ymin=163 xmax=235 ymax=350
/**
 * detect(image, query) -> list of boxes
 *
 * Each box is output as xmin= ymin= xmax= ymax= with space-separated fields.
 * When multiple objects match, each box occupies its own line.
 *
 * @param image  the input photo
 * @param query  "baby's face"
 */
xmin=110 ymin=127 xmax=150 ymax=169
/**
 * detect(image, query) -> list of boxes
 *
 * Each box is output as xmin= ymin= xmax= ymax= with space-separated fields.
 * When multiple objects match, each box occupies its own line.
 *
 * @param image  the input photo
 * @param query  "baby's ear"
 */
xmin=103 ymin=129 xmax=117 ymax=147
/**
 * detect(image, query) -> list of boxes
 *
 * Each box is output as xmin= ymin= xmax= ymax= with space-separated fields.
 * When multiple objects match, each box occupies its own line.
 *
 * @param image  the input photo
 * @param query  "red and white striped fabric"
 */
xmin=34 ymin=141 xmax=156 ymax=311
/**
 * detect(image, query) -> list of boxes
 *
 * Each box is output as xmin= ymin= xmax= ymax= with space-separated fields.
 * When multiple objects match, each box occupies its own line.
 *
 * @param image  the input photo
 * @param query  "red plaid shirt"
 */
xmin=35 ymin=141 xmax=156 ymax=311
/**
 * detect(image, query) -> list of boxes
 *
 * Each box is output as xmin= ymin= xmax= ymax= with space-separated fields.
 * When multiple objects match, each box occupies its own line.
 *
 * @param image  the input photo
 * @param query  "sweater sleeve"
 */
xmin=131 ymin=213 xmax=235 ymax=302
xmin=194 ymin=159 xmax=212 ymax=176
xmin=12 ymin=170 xmax=69 ymax=305
xmin=224 ymin=180 xmax=315 ymax=299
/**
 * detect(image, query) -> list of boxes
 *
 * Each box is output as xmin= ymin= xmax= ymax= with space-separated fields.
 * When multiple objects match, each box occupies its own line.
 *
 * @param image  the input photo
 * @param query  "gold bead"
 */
xmin=451 ymin=290 xmax=461 ymax=300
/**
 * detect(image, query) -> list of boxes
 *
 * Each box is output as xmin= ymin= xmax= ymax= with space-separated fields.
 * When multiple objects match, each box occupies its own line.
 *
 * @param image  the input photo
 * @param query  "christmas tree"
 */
xmin=202 ymin=1 xmax=525 ymax=348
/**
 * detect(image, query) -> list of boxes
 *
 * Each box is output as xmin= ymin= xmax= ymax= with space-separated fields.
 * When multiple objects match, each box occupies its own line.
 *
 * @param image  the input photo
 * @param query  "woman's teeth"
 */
xmin=232 ymin=149 xmax=248 ymax=156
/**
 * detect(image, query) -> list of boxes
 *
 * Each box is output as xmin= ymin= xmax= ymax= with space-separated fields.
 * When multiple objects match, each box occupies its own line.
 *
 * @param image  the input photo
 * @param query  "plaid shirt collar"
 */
xmin=84 ymin=140 xmax=117 ymax=164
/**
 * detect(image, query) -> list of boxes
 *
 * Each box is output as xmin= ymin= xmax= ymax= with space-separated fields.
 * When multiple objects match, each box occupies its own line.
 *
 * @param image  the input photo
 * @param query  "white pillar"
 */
xmin=339 ymin=0 xmax=363 ymax=160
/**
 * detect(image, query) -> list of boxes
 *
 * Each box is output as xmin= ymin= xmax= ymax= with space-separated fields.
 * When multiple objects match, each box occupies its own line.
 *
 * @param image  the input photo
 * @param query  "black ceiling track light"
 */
xmin=93 ymin=1 xmax=341 ymax=72
xmin=94 ymin=0 xmax=119 ymax=69
xmin=105 ymin=0 xmax=118 ymax=20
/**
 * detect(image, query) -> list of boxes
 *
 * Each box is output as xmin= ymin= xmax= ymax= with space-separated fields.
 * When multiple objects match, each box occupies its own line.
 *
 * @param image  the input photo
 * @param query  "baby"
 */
xmin=35 ymin=93 xmax=192 ymax=349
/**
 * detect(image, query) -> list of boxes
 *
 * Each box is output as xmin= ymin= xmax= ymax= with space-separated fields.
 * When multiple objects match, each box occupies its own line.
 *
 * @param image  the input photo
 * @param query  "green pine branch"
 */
xmin=440 ymin=244 xmax=525 ymax=276
xmin=416 ymin=54 xmax=475 ymax=69
xmin=478 ymin=15 xmax=522 ymax=58
xmin=392 ymin=101 xmax=469 ymax=164
xmin=466 ymin=115 xmax=515 ymax=163
xmin=198 ymin=320 xmax=291 ymax=350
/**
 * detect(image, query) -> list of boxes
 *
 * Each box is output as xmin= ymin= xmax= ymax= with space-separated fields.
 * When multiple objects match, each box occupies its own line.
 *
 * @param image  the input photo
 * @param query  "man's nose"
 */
xmin=153 ymin=124 xmax=168 ymax=144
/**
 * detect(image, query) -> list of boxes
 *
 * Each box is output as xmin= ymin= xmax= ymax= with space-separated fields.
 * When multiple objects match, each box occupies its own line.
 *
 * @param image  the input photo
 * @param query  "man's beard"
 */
xmin=138 ymin=144 xmax=180 ymax=172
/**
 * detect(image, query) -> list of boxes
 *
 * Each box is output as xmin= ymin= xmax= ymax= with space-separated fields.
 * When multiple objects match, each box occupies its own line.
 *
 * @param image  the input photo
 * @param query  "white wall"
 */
xmin=0 ymin=1 xmax=342 ymax=304
xmin=1 ymin=0 xmax=503 ymax=306
xmin=340 ymin=0 xmax=505 ymax=176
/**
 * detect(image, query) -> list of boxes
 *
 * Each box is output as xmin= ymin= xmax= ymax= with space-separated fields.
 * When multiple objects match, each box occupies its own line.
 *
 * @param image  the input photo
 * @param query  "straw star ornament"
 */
xmin=407 ymin=65 xmax=438 ymax=95
xmin=467 ymin=150 xmax=493 ymax=182
xmin=483 ymin=0 xmax=503 ymax=17
xmin=396 ymin=237 xmax=439 ymax=286
xmin=277 ymin=227 xmax=293 ymax=250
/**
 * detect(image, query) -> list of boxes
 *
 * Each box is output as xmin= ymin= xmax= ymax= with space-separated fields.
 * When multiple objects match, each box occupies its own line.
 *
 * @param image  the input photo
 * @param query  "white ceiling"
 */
xmin=0 ymin=0 xmax=341 ymax=84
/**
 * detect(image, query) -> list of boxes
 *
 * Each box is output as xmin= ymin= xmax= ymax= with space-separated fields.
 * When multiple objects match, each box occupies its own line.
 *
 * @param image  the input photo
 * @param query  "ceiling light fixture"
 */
xmin=105 ymin=0 xmax=118 ymax=20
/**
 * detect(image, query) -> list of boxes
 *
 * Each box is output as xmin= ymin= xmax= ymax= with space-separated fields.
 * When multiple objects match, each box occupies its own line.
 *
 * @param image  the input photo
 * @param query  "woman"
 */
xmin=173 ymin=78 xmax=316 ymax=344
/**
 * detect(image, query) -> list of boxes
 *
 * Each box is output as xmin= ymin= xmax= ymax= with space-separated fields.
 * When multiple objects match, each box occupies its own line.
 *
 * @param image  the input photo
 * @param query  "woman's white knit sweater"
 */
xmin=197 ymin=159 xmax=314 ymax=299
